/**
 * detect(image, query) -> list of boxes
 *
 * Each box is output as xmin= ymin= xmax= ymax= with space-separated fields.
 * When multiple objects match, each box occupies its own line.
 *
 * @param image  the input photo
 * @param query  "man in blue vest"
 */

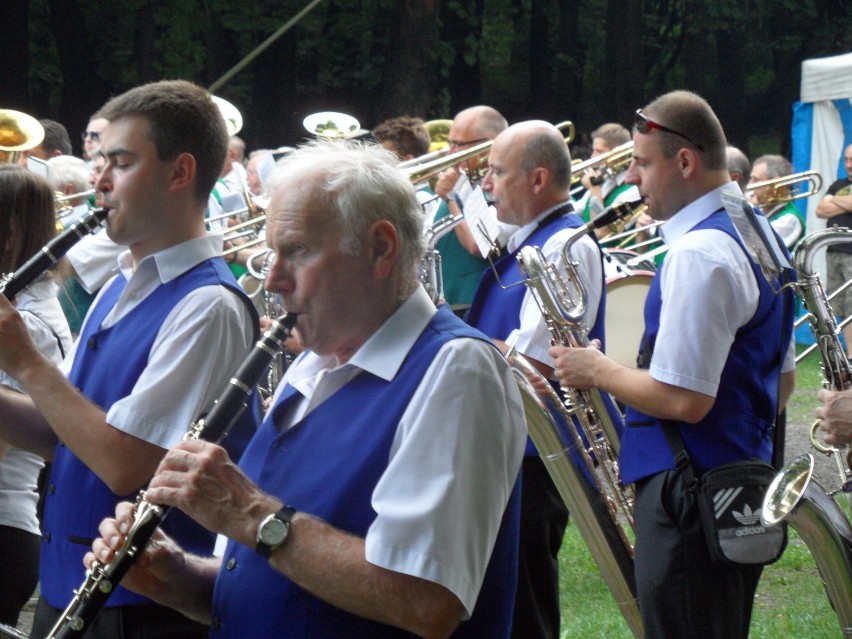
xmin=465 ymin=120 xmax=609 ymax=639
xmin=550 ymin=91 xmax=797 ymax=638
xmin=0 ymin=80 xmax=258 ymax=637
xmin=85 ymin=139 xmax=527 ymax=639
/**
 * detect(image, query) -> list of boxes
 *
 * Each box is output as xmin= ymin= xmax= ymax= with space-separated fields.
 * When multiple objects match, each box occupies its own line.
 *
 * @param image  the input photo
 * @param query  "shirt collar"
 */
xmin=287 ymin=285 xmax=437 ymax=386
xmin=659 ymin=182 xmax=741 ymax=245
xmin=117 ymin=233 xmax=224 ymax=283
xmin=507 ymin=200 xmax=571 ymax=253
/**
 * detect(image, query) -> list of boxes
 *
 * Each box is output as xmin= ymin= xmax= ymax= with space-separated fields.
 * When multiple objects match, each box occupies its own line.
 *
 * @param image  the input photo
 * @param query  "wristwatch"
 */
xmin=255 ymin=506 xmax=296 ymax=558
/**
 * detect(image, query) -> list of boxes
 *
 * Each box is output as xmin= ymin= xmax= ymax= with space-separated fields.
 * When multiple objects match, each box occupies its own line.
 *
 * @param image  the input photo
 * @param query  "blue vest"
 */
xmin=466 ymin=209 xmax=615 ymax=457
xmin=210 ymin=305 xmax=522 ymax=639
xmin=41 ymin=257 xmax=260 ymax=608
xmin=620 ymin=209 xmax=795 ymax=484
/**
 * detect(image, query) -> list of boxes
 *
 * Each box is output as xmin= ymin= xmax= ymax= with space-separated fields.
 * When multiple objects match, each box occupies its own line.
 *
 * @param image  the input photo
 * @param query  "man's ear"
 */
xmin=169 ymin=152 xmax=197 ymax=194
xmin=368 ymin=220 xmax=399 ymax=279
xmin=529 ymin=166 xmax=549 ymax=194
xmin=678 ymin=147 xmax=699 ymax=178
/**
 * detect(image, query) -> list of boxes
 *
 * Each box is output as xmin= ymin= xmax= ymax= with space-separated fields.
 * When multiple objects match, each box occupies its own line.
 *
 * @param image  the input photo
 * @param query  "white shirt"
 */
xmin=275 ymin=285 xmax=526 ymax=616
xmin=506 ymin=203 xmax=603 ymax=365
xmin=651 ymin=183 xmax=796 ymax=398
xmin=65 ymin=229 xmax=125 ymax=294
xmin=60 ymin=234 xmax=255 ymax=449
xmin=0 ymin=278 xmax=72 ymax=534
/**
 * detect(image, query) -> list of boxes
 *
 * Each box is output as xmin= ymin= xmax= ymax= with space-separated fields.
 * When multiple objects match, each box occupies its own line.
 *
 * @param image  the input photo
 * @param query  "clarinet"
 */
xmin=45 ymin=312 xmax=298 ymax=639
xmin=0 ymin=207 xmax=109 ymax=300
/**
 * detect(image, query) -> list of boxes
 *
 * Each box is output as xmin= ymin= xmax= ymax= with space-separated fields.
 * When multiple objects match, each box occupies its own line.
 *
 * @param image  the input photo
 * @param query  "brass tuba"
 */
xmin=511 ymin=200 xmax=648 ymax=639
xmin=761 ymin=227 xmax=852 ymax=638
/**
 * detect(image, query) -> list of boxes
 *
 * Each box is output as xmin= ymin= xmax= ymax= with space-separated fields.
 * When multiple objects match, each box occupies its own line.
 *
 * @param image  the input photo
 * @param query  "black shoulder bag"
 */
xmin=662 ymin=422 xmax=787 ymax=566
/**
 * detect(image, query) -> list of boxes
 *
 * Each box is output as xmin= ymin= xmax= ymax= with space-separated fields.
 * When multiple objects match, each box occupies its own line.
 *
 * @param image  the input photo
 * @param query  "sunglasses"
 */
xmin=634 ymin=110 xmax=705 ymax=152
xmin=81 ymin=130 xmax=101 ymax=142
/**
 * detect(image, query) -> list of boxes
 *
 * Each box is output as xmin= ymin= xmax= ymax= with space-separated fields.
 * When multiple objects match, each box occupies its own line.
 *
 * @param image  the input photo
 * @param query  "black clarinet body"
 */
xmin=45 ymin=313 xmax=298 ymax=639
xmin=0 ymin=207 xmax=109 ymax=300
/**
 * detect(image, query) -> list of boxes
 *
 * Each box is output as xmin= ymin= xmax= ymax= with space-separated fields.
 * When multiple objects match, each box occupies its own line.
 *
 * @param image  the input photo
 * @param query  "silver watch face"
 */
xmin=260 ymin=515 xmax=289 ymax=546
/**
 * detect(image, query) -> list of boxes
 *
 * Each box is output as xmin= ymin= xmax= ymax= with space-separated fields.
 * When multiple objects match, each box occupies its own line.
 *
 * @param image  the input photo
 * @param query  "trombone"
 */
xmin=402 ymin=120 xmax=576 ymax=185
xmin=570 ymin=141 xmax=634 ymax=188
xmin=746 ymin=169 xmax=823 ymax=207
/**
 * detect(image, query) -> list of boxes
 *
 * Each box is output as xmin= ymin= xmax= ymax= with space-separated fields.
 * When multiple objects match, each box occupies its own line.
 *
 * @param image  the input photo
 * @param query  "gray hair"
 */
xmin=725 ymin=146 xmax=751 ymax=190
xmin=46 ymin=155 xmax=91 ymax=194
xmin=752 ymin=154 xmax=792 ymax=179
xmin=521 ymin=129 xmax=572 ymax=189
xmin=266 ymin=139 xmax=425 ymax=281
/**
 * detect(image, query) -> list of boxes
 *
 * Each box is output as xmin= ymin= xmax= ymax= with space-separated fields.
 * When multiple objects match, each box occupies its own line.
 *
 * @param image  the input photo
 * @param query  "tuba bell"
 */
xmin=211 ymin=95 xmax=243 ymax=137
xmin=0 ymin=109 xmax=45 ymax=164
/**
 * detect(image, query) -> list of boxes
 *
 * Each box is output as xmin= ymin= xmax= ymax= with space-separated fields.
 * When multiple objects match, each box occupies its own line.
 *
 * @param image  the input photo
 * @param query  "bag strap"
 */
xmin=661 ymin=420 xmax=698 ymax=491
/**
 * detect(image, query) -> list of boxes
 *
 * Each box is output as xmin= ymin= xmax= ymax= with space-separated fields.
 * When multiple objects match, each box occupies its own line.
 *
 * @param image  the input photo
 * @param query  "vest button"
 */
xmin=43 ymin=532 xmax=51 ymax=542
xmin=47 ymin=484 xmax=56 ymax=494
xmin=87 ymin=338 xmax=97 ymax=350
xmin=226 ymin=557 xmax=237 ymax=570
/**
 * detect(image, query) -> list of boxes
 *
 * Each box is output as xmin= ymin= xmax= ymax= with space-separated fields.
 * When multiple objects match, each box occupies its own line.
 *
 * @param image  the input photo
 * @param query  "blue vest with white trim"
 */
xmin=619 ymin=209 xmax=795 ymax=484
xmin=210 ymin=305 xmax=521 ymax=639
xmin=466 ymin=208 xmax=615 ymax=457
xmin=41 ymin=257 xmax=259 ymax=608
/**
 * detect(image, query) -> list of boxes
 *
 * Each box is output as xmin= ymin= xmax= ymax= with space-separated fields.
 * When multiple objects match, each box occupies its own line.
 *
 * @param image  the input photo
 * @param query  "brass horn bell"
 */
xmin=0 ymin=109 xmax=45 ymax=164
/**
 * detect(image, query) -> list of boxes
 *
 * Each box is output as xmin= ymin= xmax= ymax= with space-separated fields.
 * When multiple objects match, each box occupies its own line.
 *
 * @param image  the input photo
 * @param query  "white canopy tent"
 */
xmin=791 ymin=51 xmax=852 ymax=233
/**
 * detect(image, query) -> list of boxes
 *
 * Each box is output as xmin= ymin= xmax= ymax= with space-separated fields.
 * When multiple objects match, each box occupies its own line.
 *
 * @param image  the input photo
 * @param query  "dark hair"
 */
xmin=0 ymin=165 xmax=57 ymax=274
xmin=372 ymin=116 xmax=431 ymax=159
xmin=39 ymin=119 xmax=73 ymax=156
xmin=96 ymin=80 xmax=228 ymax=202
xmin=640 ymin=91 xmax=727 ymax=170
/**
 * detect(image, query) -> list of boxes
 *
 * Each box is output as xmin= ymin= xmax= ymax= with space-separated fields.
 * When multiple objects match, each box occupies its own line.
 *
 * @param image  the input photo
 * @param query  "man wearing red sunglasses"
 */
xmin=550 ymin=90 xmax=797 ymax=639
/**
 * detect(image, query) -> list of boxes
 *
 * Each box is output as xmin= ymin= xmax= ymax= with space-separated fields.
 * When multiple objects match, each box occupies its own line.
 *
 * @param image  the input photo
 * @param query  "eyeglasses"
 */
xmin=447 ymin=137 xmax=489 ymax=149
xmin=634 ymin=110 xmax=705 ymax=152
xmin=81 ymin=130 xmax=101 ymax=142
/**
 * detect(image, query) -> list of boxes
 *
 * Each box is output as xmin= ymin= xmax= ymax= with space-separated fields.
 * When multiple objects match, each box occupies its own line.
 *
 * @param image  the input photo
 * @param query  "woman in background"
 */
xmin=0 ymin=165 xmax=72 ymax=626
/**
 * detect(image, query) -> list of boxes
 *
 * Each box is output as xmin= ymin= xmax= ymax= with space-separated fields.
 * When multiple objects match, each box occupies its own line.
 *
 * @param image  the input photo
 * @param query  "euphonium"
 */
xmin=761 ymin=227 xmax=852 ymax=638
xmin=512 ymin=199 xmax=646 ymax=639
xmin=44 ymin=313 xmax=299 ymax=639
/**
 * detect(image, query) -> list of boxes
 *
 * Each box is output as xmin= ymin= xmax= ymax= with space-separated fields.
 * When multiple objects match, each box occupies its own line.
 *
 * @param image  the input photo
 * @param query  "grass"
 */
xmin=557 ymin=346 xmax=846 ymax=638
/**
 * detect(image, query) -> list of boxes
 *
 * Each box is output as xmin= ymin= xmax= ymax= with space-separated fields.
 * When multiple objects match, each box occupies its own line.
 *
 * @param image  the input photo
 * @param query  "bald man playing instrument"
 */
xmin=465 ymin=120 xmax=609 ymax=639
xmin=429 ymin=105 xmax=509 ymax=315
